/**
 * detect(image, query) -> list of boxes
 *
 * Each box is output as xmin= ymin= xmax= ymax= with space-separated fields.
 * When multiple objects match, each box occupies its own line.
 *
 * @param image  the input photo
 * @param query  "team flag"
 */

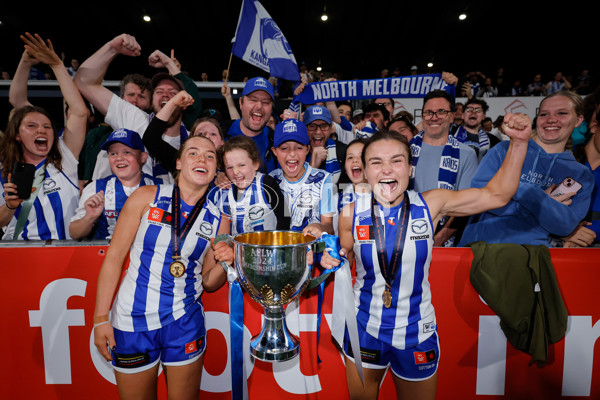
xmin=232 ymin=0 xmax=301 ymax=82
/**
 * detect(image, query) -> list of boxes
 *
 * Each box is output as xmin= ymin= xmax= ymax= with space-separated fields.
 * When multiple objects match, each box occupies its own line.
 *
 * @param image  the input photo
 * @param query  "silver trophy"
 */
xmin=232 ymin=230 xmax=318 ymax=362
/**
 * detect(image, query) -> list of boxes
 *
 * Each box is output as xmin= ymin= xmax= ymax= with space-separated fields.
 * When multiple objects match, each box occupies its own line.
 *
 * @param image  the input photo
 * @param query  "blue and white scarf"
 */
xmin=292 ymin=74 xmax=455 ymax=104
xmin=547 ymin=81 xmax=564 ymax=95
xmin=355 ymin=121 xmax=378 ymax=140
xmin=409 ymin=131 xmax=461 ymax=190
xmin=453 ymin=125 xmax=490 ymax=160
xmin=307 ymin=138 xmax=342 ymax=184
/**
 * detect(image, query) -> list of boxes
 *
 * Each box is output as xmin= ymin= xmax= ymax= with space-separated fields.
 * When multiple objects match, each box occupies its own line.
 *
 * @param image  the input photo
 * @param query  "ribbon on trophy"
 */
xmin=214 ymin=234 xmax=247 ymax=400
xmin=309 ymin=234 xmax=341 ymax=363
xmin=310 ymin=233 xmax=364 ymax=383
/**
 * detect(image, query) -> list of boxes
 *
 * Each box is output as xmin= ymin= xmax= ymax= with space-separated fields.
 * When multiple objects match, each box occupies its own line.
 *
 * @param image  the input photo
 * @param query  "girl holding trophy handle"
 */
xmin=320 ymin=113 xmax=531 ymax=400
xmin=93 ymin=133 xmax=233 ymax=399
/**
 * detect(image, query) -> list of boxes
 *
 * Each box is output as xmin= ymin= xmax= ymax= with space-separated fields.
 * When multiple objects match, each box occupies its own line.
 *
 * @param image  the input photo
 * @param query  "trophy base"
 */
xmin=250 ymin=305 xmax=300 ymax=362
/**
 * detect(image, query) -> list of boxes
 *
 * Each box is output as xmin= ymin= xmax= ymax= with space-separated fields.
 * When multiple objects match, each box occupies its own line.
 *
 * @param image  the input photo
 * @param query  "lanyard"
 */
xmin=170 ymin=185 xmax=207 ymax=261
xmin=371 ymin=193 xmax=410 ymax=305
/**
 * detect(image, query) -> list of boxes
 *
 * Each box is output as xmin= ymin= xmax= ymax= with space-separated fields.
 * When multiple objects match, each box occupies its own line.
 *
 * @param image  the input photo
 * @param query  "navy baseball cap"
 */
xmin=303 ymin=105 xmax=332 ymax=125
xmin=151 ymin=72 xmax=184 ymax=91
xmin=242 ymin=77 xmax=274 ymax=100
xmin=274 ymin=119 xmax=309 ymax=148
xmin=101 ymin=128 xmax=145 ymax=151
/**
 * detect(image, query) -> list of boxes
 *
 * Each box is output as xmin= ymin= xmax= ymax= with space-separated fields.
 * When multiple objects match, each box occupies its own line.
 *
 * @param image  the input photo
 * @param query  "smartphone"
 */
xmin=10 ymin=162 xmax=36 ymax=199
xmin=551 ymin=177 xmax=582 ymax=197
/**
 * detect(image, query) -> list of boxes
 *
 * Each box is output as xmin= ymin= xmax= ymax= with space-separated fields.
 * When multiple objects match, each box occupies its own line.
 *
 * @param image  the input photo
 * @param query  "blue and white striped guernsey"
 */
xmin=352 ymin=190 xmax=436 ymax=349
xmin=1 ymin=140 xmax=79 ymax=240
xmin=270 ymin=163 xmax=335 ymax=231
xmin=71 ymin=173 xmax=162 ymax=240
xmin=335 ymin=183 xmax=370 ymax=235
xmin=110 ymin=184 xmax=222 ymax=332
xmin=219 ymin=172 xmax=277 ymax=236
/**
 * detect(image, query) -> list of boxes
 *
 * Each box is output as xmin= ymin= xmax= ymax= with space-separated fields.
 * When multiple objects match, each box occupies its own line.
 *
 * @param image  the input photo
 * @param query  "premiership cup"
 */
xmin=232 ymin=230 xmax=317 ymax=362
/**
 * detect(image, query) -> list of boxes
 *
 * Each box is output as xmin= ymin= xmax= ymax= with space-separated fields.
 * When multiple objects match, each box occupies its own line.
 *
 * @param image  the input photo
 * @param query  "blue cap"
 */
xmin=101 ymin=128 xmax=145 ymax=151
xmin=242 ymin=77 xmax=274 ymax=100
xmin=303 ymin=105 xmax=332 ymax=125
xmin=274 ymin=119 xmax=309 ymax=148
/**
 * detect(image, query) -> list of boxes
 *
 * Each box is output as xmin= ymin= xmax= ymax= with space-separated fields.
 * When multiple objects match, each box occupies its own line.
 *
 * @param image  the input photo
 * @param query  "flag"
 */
xmin=232 ymin=0 xmax=301 ymax=83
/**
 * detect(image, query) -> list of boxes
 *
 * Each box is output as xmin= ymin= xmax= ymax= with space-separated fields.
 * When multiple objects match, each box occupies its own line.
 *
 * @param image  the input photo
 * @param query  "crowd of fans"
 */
xmin=0 ymin=30 xmax=598 ymax=400
xmin=0 ymin=33 xmax=597 ymax=248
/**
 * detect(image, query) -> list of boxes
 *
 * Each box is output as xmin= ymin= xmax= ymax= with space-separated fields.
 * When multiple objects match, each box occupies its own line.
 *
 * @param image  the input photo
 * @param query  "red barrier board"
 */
xmin=1 ymin=246 xmax=598 ymax=399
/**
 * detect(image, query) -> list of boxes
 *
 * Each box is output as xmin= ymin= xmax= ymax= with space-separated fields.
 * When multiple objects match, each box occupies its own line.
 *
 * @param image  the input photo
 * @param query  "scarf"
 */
xmin=306 ymin=138 xmax=341 ymax=183
xmin=409 ymin=131 xmax=461 ymax=190
xmin=454 ymin=125 xmax=490 ymax=159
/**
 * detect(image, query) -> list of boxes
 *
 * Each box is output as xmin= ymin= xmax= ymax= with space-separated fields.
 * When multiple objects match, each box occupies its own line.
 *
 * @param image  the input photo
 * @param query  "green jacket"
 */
xmin=469 ymin=241 xmax=568 ymax=366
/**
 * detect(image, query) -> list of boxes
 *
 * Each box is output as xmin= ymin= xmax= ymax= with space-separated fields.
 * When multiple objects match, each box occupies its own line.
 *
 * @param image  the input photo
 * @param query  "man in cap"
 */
xmin=77 ymin=73 xmax=153 ymax=189
xmin=74 ymin=33 xmax=201 ymax=183
xmin=303 ymin=105 xmax=347 ymax=186
xmin=222 ymin=76 xmax=278 ymax=172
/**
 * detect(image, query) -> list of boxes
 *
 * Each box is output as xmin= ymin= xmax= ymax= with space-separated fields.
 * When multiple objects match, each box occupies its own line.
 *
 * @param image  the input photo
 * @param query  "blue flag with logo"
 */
xmin=232 ymin=0 xmax=301 ymax=83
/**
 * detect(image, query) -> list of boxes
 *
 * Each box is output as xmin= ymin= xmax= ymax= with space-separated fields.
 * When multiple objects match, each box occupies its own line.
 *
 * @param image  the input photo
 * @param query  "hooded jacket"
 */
xmin=459 ymin=139 xmax=595 ymax=246
xmin=469 ymin=241 xmax=568 ymax=366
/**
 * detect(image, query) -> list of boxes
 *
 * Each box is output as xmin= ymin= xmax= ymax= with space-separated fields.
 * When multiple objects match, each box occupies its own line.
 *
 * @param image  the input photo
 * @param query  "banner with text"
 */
xmin=292 ymin=74 xmax=455 ymax=105
xmin=1 ymin=245 xmax=599 ymax=399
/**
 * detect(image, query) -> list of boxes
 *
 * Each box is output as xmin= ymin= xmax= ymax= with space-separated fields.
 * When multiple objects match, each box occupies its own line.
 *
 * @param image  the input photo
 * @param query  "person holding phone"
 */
xmin=458 ymin=91 xmax=595 ymax=247
xmin=0 ymin=33 xmax=88 ymax=240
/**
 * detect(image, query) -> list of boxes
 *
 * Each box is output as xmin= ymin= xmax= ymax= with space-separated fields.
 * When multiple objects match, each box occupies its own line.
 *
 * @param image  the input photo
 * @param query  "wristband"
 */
xmin=93 ymin=321 xmax=110 ymax=328
xmin=5 ymin=202 xmax=17 ymax=210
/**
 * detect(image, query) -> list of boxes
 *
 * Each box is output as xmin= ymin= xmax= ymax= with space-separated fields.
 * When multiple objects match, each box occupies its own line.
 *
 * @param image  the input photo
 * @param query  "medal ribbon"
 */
xmin=371 ymin=193 xmax=410 ymax=297
xmin=170 ymin=185 xmax=208 ymax=262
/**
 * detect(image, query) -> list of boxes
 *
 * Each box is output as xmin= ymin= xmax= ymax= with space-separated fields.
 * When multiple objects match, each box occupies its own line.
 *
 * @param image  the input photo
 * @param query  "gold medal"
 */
xmin=169 ymin=260 xmax=186 ymax=278
xmin=382 ymin=286 xmax=392 ymax=308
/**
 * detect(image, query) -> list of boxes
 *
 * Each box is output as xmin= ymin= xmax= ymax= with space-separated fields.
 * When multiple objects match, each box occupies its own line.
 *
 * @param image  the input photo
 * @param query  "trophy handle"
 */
xmin=214 ymin=234 xmax=234 ymax=273
xmin=307 ymin=233 xmax=344 ymax=290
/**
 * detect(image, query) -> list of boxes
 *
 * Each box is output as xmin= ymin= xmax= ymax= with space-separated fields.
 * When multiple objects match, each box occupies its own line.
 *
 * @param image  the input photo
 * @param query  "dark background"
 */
xmin=0 ymin=1 xmax=597 ymax=125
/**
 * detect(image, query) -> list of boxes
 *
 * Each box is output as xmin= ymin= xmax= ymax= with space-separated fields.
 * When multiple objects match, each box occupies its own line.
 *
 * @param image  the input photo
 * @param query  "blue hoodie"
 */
xmin=459 ymin=139 xmax=595 ymax=246
xmin=584 ymin=161 xmax=600 ymax=241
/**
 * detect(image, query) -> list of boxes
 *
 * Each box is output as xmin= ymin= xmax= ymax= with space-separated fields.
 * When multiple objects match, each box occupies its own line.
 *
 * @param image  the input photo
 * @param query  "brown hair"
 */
xmin=217 ymin=135 xmax=260 ymax=171
xmin=191 ymin=117 xmax=225 ymax=140
xmin=0 ymin=106 xmax=61 ymax=180
xmin=173 ymin=135 xmax=216 ymax=183
xmin=539 ymin=90 xmax=584 ymax=117
xmin=361 ymin=129 xmax=412 ymax=166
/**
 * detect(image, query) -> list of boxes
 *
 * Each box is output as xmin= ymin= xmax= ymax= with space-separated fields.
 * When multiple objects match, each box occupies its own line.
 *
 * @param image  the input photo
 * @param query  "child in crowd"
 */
xmin=335 ymin=138 xmax=370 ymax=234
xmin=191 ymin=117 xmax=225 ymax=150
xmin=217 ymin=135 xmax=288 ymax=235
xmin=269 ymin=119 xmax=336 ymax=236
xmin=69 ymin=129 xmax=162 ymax=240
xmin=338 ymin=138 xmax=370 ymax=212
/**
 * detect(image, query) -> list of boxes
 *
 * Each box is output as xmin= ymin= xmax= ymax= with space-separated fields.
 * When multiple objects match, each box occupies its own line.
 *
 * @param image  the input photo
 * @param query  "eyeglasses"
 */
xmin=422 ymin=109 xmax=451 ymax=120
xmin=376 ymin=102 xmax=392 ymax=107
xmin=306 ymin=123 xmax=331 ymax=132
xmin=465 ymin=107 xmax=483 ymax=113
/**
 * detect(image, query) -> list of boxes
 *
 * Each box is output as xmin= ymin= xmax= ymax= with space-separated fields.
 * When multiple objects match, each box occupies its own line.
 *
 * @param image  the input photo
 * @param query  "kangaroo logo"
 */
xmin=260 ymin=18 xmax=293 ymax=59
